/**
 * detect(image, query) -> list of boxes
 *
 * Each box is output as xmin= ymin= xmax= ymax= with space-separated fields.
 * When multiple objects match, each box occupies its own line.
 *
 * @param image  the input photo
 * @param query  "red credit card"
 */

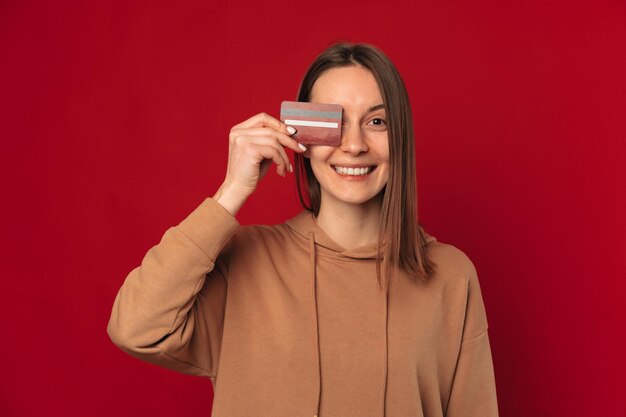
xmin=280 ymin=101 xmax=343 ymax=146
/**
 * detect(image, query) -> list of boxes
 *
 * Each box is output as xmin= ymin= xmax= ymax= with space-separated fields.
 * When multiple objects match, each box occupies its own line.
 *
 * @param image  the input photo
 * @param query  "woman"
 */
xmin=108 ymin=42 xmax=499 ymax=417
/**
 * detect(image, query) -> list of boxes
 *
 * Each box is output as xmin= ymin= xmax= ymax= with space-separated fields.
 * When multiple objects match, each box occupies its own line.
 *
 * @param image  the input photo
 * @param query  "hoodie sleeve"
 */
xmin=107 ymin=197 xmax=239 ymax=378
xmin=445 ymin=263 xmax=499 ymax=417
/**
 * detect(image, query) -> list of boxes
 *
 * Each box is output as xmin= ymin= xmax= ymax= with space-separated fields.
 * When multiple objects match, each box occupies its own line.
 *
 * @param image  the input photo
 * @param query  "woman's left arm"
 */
xmin=445 ymin=264 xmax=499 ymax=417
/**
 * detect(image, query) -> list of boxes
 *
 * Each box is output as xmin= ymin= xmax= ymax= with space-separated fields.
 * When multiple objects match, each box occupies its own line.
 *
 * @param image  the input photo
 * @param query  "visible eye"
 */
xmin=368 ymin=118 xmax=387 ymax=127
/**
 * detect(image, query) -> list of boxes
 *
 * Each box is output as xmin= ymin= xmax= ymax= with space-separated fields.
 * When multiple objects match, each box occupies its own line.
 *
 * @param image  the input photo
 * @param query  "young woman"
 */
xmin=108 ymin=42 xmax=499 ymax=417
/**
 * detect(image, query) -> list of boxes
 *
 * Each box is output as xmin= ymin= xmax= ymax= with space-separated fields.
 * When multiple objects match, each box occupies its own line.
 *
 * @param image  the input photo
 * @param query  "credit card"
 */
xmin=280 ymin=101 xmax=343 ymax=146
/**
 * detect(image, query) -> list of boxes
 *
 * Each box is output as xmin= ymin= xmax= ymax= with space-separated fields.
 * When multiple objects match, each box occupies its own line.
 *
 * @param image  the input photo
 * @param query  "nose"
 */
xmin=339 ymin=123 xmax=368 ymax=156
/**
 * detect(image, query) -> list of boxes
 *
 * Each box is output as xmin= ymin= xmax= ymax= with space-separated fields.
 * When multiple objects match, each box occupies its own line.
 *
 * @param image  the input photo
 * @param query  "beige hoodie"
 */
xmin=107 ymin=197 xmax=499 ymax=417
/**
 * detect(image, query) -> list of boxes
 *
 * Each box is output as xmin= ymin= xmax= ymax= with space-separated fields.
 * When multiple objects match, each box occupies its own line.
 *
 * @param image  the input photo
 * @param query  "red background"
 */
xmin=1 ymin=1 xmax=624 ymax=416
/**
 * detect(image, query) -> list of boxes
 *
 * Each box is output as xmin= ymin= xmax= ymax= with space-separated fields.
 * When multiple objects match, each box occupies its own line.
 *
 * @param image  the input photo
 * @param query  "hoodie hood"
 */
xmin=284 ymin=209 xmax=437 ymax=417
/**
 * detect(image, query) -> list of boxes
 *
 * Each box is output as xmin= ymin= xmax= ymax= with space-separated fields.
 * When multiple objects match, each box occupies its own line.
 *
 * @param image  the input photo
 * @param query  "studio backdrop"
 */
xmin=1 ymin=1 xmax=624 ymax=416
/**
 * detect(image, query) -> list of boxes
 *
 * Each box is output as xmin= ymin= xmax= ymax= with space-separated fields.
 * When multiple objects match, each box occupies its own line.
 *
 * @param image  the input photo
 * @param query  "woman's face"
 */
xmin=307 ymin=65 xmax=390 ymax=210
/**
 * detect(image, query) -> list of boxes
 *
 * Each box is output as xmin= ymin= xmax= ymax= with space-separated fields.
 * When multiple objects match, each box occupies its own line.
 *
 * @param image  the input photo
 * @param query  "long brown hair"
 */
xmin=294 ymin=41 xmax=436 ymax=289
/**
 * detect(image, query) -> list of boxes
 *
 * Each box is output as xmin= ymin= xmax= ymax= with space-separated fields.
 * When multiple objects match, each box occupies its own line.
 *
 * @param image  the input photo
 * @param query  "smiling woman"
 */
xmin=107 ymin=42 xmax=500 ymax=417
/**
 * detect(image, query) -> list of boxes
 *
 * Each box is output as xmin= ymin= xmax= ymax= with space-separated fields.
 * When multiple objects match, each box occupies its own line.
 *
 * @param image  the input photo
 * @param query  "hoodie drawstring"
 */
xmin=307 ymin=231 xmax=388 ymax=417
xmin=381 ymin=274 xmax=389 ymax=417
xmin=308 ymin=232 xmax=321 ymax=417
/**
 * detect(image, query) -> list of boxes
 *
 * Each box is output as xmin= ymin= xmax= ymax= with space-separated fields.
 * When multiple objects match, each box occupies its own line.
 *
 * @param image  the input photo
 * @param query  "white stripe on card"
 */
xmin=284 ymin=119 xmax=339 ymax=128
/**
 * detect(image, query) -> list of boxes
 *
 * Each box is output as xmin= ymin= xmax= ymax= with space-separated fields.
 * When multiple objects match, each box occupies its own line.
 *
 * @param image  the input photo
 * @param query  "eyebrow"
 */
xmin=367 ymin=104 xmax=385 ymax=112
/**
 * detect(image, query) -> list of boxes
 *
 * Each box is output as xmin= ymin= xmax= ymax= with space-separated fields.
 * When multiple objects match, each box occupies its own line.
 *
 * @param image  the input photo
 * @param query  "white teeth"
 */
xmin=334 ymin=166 xmax=372 ymax=176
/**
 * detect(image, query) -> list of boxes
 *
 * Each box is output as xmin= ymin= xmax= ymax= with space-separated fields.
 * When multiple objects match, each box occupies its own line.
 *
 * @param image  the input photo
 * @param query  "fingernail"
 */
xmin=298 ymin=143 xmax=307 ymax=151
xmin=289 ymin=163 xmax=293 ymax=173
xmin=286 ymin=126 xmax=297 ymax=135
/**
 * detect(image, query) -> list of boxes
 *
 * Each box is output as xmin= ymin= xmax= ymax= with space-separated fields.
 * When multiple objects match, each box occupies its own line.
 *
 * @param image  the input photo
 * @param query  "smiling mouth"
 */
xmin=332 ymin=165 xmax=377 ymax=176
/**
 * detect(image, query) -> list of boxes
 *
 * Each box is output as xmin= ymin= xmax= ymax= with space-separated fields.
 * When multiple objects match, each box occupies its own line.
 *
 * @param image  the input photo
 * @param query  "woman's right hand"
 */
xmin=213 ymin=112 xmax=306 ymax=215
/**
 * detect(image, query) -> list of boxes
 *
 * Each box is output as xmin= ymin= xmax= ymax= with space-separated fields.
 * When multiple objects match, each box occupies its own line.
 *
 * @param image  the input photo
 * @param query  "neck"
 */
xmin=315 ymin=194 xmax=383 ymax=251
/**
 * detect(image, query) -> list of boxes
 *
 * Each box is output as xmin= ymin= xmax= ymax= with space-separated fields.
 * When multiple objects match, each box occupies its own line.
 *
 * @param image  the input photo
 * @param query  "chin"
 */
xmin=326 ymin=189 xmax=386 ymax=207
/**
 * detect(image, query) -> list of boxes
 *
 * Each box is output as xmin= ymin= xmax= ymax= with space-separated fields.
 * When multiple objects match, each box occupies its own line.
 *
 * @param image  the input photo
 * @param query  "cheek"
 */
xmin=307 ymin=153 xmax=328 ymax=182
xmin=367 ymin=133 xmax=390 ymax=160
xmin=309 ymin=161 xmax=324 ymax=180
xmin=380 ymin=136 xmax=391 ymax=162
xmin=308 ymin=148 xmax=334 ymax=168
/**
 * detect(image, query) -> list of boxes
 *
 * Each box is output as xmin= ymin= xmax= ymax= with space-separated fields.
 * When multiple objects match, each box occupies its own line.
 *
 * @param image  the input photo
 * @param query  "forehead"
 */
xmin=310 ymin=65 xmax=383 ymax=109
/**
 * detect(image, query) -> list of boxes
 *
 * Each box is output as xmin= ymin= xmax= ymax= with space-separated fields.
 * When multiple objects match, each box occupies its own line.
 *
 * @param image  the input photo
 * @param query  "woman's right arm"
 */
xmin=107 ymin=197 xmax=239 ymax=377
xmin=107 ymin=113 xmax=305 ymax=377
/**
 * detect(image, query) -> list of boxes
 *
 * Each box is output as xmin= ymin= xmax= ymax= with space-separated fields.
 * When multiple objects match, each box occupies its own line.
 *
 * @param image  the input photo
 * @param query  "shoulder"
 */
xmin=230 ymin=209 xmax=312 ymax=250
xmin=425 ymin=237 xmax=479 ymax=295
xmin=424 ymin=238 xmax=479 ymax=287
xmin=230 ymin=221 xmax=293 ymax=252
xmin=422 ymin=239 xmax=489 ymax=334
